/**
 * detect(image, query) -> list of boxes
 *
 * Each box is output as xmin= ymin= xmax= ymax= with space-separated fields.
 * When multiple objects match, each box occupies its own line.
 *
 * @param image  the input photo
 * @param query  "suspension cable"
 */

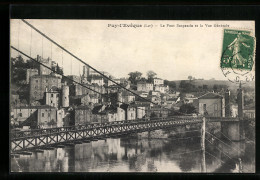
xmin=20 ymin=19 xmax=168 ymax=109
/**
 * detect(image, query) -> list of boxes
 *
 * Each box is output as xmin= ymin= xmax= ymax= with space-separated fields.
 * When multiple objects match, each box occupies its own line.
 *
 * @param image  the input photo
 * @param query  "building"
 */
xmin=243 ymin=104 xmax=255 ymax=119
xmin=92 ymin=104 xmax=125 ymax=122
xmin=26 ymin=69 xmax=38 ymax=84
xmin=44 ymin=87 xmax=60 ymax=108
xmin=29 ymin=75 xmax=61 ymax=104
xmin=37 ymin=105 xmax=57 ymax=128
xmin=121 ymin=91 xmax=136 ymax=103
xmin=91 ymin=77 xmax=104 ymax=86
xmin=120 ymin=104 xmax=136 ymax=120
xmin=70 ymin=94 xmax=90 ymax=106
xmin=13 ymin=106 xmax=38 ymax=124
xmin=198 ymin=92 xmax=225 ymax=117
xmin=149 ymin=106 xmax=169 ymax=118
xmin=74 ymin=106 xmax=92 ymax=125
xmin=66 ymin=75 xmax=81 ymax=85
xmin=153 ymin=78 xmax=164 ymax=86
xmin=37 ymin=55 xmax=52 ymax=75
xmin=83 ymin=65 xmax=109 ymax=78
xmin=137 ymin=82 xmax=153 ymax=92
xmin=57 ymin=108 xmax=65 ymax=127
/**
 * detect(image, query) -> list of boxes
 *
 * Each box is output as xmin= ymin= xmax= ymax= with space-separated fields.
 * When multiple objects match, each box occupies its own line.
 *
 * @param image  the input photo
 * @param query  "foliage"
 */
xmin=164 ymin=80 xmax=176 ymax=89
xmin=179 ymin=81 xmax=195 ymax=92
xmin=146 ymin=70 xmax=157 ymax=83
xmin=179 ymin=103 xmax=196 ymax=114
xmin=188 ymin=75 xmax=193 ymax=82
xmin=128 ymin=71 xmax=142 ymax=85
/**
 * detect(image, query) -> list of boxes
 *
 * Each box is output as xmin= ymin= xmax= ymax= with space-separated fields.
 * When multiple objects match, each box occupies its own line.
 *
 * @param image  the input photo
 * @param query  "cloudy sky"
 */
xmin=10 ymin=19 xmax=254 ymax=81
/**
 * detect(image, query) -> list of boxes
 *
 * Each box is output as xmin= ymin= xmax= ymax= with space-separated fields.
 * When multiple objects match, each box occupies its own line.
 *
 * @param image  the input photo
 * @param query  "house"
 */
xmin=37 ymin=105 xmax=57 ymax=128
xmin=168 ymin=91 xmax=180 ymax=98
xmin=153 ymin=78 xmax=164 ymax=86
xmin=122 ymin=91 xmax=135 ymax=103
xmin=198 ymin=92 xmax=224 ymax=117
xmin=44 ymin=86 xmax=60 ymax=108
xmin=243 ymin=104 xmax=255 ymax=119
xmin=29 ymin=74 xmax=61 ymax=104
xmin=137 ymin=82 xmax=153 ymax=92
xmin=154 ymin=85 xmax=166 ymax=93
xmin=148 ymin=106 xmax=169 ymax=118
xmin=74 ymin=106 xmax=92 ymax=125
xmin=70 ymin=94 xmax=90 ymax=106
xmin=13 ymin=106 xmax=38 ymax=125
xmin=120 ymin=104 xmax=136 ymax=120
xmin=148 ymin=95 xmax=161 ymax=105
xmin=57 ymin=108 xmax=65 ymax=127
xmin=89 ymin=94 xmax=99 ymax=104
xmin=92 ymin=104 xmax=126 ymax=123
xmin=91 ymin=77 xmax=104 ymax=86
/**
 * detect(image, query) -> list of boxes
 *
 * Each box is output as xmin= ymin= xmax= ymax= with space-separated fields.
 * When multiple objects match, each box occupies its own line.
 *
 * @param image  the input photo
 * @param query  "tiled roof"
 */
xmin=198 ymin=92 xmax=223 ymax=99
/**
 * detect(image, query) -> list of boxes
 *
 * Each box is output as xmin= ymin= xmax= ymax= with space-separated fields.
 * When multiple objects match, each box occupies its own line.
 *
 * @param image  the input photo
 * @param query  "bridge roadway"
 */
xmin=11 ymin=117 xmax=204 ymax=153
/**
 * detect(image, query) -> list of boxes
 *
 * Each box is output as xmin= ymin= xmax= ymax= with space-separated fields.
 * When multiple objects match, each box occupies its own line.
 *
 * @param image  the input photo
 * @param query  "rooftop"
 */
xmin=198 ymin=92 xmax=223 ymax=99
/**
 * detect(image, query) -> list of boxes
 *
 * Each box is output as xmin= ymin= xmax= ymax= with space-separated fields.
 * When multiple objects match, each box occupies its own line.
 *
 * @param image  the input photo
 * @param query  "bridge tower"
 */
xmin=221 ymin=83 xmax=245 ymax=141
xmin=225 ymin=89 xmax=231 ymax=117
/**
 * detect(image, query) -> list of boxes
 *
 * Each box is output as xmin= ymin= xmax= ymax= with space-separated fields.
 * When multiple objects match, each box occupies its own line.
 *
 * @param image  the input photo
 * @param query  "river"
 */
xmin=10 ymin=130 xmax=255 ymax=173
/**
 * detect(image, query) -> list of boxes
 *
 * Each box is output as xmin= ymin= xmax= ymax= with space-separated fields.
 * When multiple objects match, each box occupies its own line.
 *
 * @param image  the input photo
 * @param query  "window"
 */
xmin=36 ymin=80 xmax=38 ymax=83
xmin=203 ymin=104 xmax=207 ymax=112
xmin=46 ymin=80 xmax=48 ymax=83
xmin=48 ymin=113 xmax=50 ymax=117
xmin=19 ymin=113 xmax=22 ymax=117
xmin=42 ymin=113 xmax=44 ymax=117
xmin=51 ymin=94 xmax=53 ymax=97
xmin=51 ymin=100 xmax=53 ymax=103
xmin=57 ymin=94 xmax=59 ymax=97
xmin=35 ymin=86 xmax=38 ymax=89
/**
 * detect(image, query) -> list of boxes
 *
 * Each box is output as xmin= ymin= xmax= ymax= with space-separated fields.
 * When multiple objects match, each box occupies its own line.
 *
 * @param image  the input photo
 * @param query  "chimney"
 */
xmin=237 ymin=82 xmax=244 ymax=118
xmin=225 ymin=89 xmax=231 ymax=117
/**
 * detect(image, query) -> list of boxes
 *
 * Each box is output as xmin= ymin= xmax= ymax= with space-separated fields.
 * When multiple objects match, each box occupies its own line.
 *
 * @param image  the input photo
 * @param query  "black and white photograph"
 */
xmin=10 ymin=19 xmax=255 ymax=173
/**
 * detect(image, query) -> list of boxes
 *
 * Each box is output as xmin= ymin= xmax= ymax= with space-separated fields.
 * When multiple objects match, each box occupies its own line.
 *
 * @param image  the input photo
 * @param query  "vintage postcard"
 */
xmin=10 ymin=20 xmax=255 ymax=173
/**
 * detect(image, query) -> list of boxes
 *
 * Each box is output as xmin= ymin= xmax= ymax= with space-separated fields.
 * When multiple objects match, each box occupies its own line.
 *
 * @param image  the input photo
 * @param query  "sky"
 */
xmin=10 ymin=19 xmax=255 ymax=81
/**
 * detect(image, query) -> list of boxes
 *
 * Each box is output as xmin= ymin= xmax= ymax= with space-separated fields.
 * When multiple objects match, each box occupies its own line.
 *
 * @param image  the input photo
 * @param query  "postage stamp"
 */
xmin=221 ymin=29 xmax=256 ymax=84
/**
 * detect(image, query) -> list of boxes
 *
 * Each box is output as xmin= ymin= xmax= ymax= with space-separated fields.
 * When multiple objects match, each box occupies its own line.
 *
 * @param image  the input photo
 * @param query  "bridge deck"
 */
xmin=11 ymin=117 xmax=203 ymax=153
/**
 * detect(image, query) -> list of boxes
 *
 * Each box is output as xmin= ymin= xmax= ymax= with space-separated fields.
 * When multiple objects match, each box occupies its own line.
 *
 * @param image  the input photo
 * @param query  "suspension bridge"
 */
xmin=10 ymin=19 xmax=255 ymax=173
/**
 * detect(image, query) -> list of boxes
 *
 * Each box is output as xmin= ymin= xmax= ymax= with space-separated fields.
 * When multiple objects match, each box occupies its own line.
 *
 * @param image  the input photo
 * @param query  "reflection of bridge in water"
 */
xmin=11 ymin=116 xmax=251 ymax=154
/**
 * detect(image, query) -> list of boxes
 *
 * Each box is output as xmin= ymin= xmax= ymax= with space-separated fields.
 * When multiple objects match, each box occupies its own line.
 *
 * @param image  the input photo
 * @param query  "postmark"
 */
xmin=220 ymin=29 xmax=255 ymax=84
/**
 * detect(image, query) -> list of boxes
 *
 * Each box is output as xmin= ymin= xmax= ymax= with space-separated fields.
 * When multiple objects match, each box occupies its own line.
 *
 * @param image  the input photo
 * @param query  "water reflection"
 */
xmin=11 ymin=134 xmax=255 ymax=173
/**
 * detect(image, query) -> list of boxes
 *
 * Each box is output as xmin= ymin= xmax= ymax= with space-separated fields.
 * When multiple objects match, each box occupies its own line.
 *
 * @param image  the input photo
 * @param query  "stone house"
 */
xmin=137 ymin=82 xmax=153 ymax=92
xmin=120 ymin=104 xmax=136 ymax=120
xmin=29 ymin=74 xmax=61 ymax=104
xmin=198 ymin=92 xmax=225 ymax=117
xmin=74 ymin=106 xmax=92 ymax=125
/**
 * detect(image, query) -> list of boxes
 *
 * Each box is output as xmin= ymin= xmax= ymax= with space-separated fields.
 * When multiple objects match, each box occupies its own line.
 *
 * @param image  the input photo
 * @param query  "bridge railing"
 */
xmin=10 ymin=116 xmax=203 ymax=139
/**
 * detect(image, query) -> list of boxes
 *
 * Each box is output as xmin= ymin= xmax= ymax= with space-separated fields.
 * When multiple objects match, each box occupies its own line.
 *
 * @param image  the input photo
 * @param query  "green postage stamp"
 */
xmin=221 ymin=29 xmax=256 ymax=83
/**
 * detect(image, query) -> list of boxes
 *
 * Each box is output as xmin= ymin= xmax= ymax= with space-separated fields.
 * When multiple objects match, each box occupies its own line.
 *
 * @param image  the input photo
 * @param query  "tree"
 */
xmin=179 ymin=104 xmax=196 ymax=114
xmin=188 ymin=75 xmax=193 ymax=82
xmin=147 ymin=70 xmax=157 ymax=83
xmin=164 ymin=80 xmax=176 ymax=89
xmin=128 ymin=71 xmax=142 ymax=85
